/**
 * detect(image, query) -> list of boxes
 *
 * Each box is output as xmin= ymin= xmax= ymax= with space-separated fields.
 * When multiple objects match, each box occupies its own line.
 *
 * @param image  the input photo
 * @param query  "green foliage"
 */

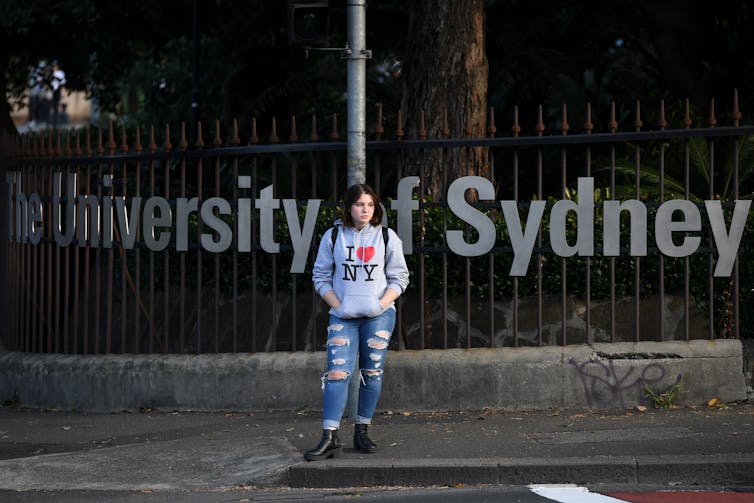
xmin=644 ymin=380 xmax=683 ymax=408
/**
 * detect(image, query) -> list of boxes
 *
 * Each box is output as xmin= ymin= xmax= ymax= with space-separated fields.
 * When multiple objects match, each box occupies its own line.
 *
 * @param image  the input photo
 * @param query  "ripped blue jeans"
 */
xmin=321 ymin=308 xmax=396 ymax=430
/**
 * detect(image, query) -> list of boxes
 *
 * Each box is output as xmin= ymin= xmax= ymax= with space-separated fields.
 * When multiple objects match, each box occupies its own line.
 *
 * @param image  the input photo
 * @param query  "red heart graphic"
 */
xmin=356 ymin=246 xmax=375 ymax=262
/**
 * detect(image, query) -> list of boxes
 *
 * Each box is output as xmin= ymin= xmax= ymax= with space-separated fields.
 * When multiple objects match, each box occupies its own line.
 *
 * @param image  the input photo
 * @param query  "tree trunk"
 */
xmin=400 ymin=0 xmax=489 ymax=200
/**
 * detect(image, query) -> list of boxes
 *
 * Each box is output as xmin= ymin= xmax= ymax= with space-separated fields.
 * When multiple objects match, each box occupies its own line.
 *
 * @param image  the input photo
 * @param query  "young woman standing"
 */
xmin=305 ymin=184 xmax=410 ymax=461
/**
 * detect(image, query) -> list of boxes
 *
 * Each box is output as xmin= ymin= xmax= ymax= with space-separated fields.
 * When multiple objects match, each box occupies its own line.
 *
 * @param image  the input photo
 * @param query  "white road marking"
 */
xmin=529 ymin=484 xmax=630 ymax=503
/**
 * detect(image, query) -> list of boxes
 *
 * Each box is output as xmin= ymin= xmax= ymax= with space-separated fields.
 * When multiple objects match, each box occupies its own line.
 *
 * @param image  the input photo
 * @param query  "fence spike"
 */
xmin=270 ymin=117 xmax=279 ymax=144
xmin=108 ymin=120 xmax=116 ymax=154
xmin=75 ymin=130 xmax=82 ymax=156
xmin=165 ymin=124 xmax=173 ymax=151
xmin=375 ymin=103 xmax=384 ymax=140
xmin=150 ymin=125 xmax=158 ymax=152
xmin=608 ymin=101 xmax=618 ymax=133
xmin=511 ymin=106 xmax=521 ymax=137
xmin=658 ymin=100 xmax=667 ymax=130
xmin=732 ymin=89 xmax=742 ymax=127
xmin=135 ymin=126 xmax=143 ymax=153
xmin=536 ymin=105 xmax=545 ymax=136
xmin=56 ymin=129 xmax=63 ymax=156
xmin=232 ymin=118 xmax=240 ymax=145
xmin=86 ymin=126 xmax=93 ymax=156
xmin=250 ymin=118 xmax=259 ymax=145
xmin=561 ymin=104 xmax=569 ymax=135
xmin=634 ymin=100 xmax=643 ymax=131
xmin=97 ymin=127 xmax=104 ymax=155
xmin=48 ymin=130 xmax=54 ymax=156
xmin=419 ymin=110 xmax=427 ymax=140
xmin=487 ymin=107 xmax=497 ymax=138
xmin=195 ymin=121 xmax=204 ymax=148
xmin=708 ymin=98 xmax=717 ymax=128
xmin=121 ymin=126 xmax=128 ymax=154
xmin=684 ymin=99 xmax=692 ymax=129
xmin=214 ymin=119 xmax=222 ymax=147
xmin=442 ymin=108 xmax=449 ymax=138
xmin=396 ymin=110 xmax=404 ymax=139
xmin=65 ymin=130 xmax=72 ymax=156
xmin=584 ymin=102 xmax=593 ymax=134
xmin=308 ymin=115 xmax=318 ymax=142
xmin=329 ymin=114 xmax=339 ymax=141
xmin=289 ymin=115 xmax=298 ymax=143
xmin=179 ymin=122 xmax=188 ymax=150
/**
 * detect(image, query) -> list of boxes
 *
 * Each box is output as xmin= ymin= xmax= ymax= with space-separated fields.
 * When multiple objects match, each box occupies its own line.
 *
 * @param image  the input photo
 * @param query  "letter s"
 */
xmin=446 ymin=176 xmax=496 ymax=256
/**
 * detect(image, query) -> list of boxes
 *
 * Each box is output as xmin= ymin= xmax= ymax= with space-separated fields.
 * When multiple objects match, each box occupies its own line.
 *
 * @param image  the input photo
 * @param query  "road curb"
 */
xmin=286 ymin=453 xmax=754 ymax=488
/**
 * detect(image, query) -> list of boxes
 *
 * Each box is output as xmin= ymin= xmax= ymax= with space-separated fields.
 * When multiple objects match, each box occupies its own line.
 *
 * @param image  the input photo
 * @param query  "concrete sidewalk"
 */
xmin=0 ymin=402 xmax=752 ymax=491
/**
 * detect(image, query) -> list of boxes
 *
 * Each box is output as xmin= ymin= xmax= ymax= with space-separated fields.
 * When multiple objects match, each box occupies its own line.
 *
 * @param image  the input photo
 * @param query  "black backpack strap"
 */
xmin=330 ymin=225 xmax=338 ymax=248
xmin=382 ymin=227 xmax=389 ymax=259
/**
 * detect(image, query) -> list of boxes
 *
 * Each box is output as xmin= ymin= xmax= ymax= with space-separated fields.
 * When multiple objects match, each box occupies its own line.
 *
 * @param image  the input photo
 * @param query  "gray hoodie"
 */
xmin=312 ymin=219 xmax=410 ymax=318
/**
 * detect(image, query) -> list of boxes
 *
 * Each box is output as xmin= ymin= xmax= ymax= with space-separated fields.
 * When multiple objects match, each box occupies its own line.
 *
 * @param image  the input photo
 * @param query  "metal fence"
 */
xmin=2 ymin=94 xmax=753 ymax=355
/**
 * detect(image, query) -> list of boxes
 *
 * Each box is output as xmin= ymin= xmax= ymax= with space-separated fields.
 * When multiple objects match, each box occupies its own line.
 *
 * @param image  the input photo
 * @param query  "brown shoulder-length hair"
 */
xmin=341 ymin=183 xmax=383 ymax=227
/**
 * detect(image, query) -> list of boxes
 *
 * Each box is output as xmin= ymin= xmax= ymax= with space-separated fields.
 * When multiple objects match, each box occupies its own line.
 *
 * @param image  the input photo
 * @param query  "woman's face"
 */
xmin=350 ymin=192 xmax=375 ymax=229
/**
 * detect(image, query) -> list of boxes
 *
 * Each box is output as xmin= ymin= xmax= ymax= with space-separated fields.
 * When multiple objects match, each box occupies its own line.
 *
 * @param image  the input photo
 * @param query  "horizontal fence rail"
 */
xmin=2 ymin=95 xmax=753 ymax=354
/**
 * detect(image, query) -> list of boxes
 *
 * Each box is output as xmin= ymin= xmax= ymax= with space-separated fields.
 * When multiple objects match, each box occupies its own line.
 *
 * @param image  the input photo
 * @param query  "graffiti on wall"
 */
xmin=570 ymin=357 xmax=683 ymax=408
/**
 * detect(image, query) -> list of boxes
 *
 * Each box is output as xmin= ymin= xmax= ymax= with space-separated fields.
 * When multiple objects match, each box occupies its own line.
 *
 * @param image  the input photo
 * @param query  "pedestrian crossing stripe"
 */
xmin=529 ymin=484 xmax=629 ymax=503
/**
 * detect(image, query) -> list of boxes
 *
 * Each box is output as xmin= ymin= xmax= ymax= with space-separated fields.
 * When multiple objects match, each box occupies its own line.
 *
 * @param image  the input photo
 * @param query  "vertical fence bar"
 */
xmin=511 ymin=107 xmax=520 ymax=346
xmin=196 ymin=122 xmax=204 ymax=352
xmin=105 ymin=125 xmax=117 ymax=353
xmin=178 ymin=124 xmax=188 ymax=352
xmin=395 ymin=110 xmax=406 ymax=349
xmin=732 ymin=90 xmax=742 ymax=338
xmin=270 ymin=117 xmax=279 ymax=352
xmin=707 ymin=99 xmax=716 ymax=339
xmin=440 ymin=109 xmax=448 ymax=349
xmin=536 ymin=105 xmax=544 ymax=346
xmin=250 ymin=118 xmax=259 ymax=353
xmin=560 ymin=104 xmax=569 ymax=346
xmin=83 ymin=139 xmax=93 ymax=354
xmin=608 ymin=102 xmax=617 ymax=342
xmin=658 ymin=101 xmax=667 ymax=341
xmin=24 ymin=154 xmax=31 ymax=351
xmin=44 ymin=150 xmax=51 ymax=352
xmin=231 ymin=119 xmax=240 ymax=352
xmin=31 ymin=159 xmax=38 ymax=351
xmin=464 ymin=118 xmax=472 ymax=348
xmin=289 ymin=116 xmax=298 ymax=352
xmin=213 ymin=121 xmax=222 ymax=352
xmin=118 ymin=133 xmax=127 ymax=354
xmin=309 ymin=115 xmax=319 ymax=350
xmin=633 ymin=102 xmax=642 ymax=342
xmin=94 ymin=128 xmax=104 ymax=354
xmin=683 ymin=100 xmax=691 ymax=340
xmin=584 ymin=103 xmax=593 ymax=344
xmin=148 ymin=128 xmax=156 ymax=353
xmin=44 ymin=133 xmax=51 ymax=350
xmin=487 ymin=107 xmax=496 ymax=347
xmin=164 ymin=125 xmax=172 ymax=352
xmin=373 ymin=104 xmax=383 ymax=192
xmin=418 ymin=110 xmax=426 ymax=350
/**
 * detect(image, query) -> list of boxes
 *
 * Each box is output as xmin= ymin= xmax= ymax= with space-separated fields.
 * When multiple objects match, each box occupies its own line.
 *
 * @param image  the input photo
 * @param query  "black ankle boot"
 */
xmin=304 ymin=429 xmax=343 ymax=461
xmin=354 ymin=423 xmax=377 ymax=453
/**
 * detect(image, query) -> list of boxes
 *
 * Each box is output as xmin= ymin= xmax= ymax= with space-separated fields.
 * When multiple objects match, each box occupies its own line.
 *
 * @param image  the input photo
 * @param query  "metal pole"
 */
xmin=346 ymin=0 xmax=368 ymax=187
xmin=345 ymin=0 xmax=368 ymax=418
